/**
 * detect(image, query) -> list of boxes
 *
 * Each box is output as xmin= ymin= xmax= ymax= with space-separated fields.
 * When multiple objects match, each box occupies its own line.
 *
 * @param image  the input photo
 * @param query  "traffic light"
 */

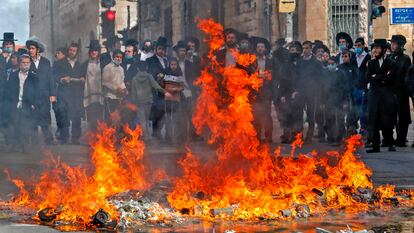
xmin=371 ymin=0 xmax=386 ymax=20
xmin=102 ymin=10 xmax=116 ymax=39
xmin=101 ymin=0 xmax=116 ymax=8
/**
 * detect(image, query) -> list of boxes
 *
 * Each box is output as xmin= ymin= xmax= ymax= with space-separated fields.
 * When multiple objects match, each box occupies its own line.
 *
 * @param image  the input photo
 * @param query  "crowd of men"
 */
xmin=0 ymin=29 xmax=413 ymax=153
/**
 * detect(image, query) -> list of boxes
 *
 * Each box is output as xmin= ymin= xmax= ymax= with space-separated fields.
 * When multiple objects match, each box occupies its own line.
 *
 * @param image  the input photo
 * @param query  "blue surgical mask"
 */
xmin=327 ymin=64 xmax=337 ymax=72
xmin=339 ymin=44 xmax=347 ymax=51
xmin=3 ymin=47 xmax=12 ymax=53
xmin=113 ymin=59 xmax=121 ymax=66
xmin=125 ymin=55 xmax=134 ymax=60
xmin=355 ymin=47 xmax=363 ymax=55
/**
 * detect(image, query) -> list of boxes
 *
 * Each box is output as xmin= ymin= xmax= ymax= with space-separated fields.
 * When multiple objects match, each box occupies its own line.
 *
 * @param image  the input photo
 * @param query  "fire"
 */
xmin=167 ymin=19 xmax=413 ymax=220
xmin=7 ymin=123 xmax=151 ymax=225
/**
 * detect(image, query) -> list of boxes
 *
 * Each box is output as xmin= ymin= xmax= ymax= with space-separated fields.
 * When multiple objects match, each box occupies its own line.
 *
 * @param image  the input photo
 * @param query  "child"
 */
xmin=323 ymin=57 xmax=348 ymax=144
xmin=163 ymin=58 xmax=185 ymax=143
xmin=130 ymin=62 xmax=170 ymax=140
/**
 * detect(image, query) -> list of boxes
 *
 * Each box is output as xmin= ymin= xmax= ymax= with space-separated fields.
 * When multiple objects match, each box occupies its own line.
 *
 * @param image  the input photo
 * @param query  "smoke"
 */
xmin=0 ymin=0 xmax=29 ymax=42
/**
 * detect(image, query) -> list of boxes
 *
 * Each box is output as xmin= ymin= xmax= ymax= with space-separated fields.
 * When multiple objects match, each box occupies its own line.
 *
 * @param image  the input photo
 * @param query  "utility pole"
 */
xmin=368 ymin=0 xmax=373 ymax=46
xmin=137 ymin=0 xmax=142 ymax=41
xmin=49 ymin=0 xmax=55 ymax=58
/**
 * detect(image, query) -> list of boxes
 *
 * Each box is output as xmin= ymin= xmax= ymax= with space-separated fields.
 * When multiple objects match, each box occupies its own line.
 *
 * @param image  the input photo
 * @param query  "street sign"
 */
xmin=390 ymin=8 xmax=414 ymax=24
xmin=279 ymin=0 xmax=296 ymax=13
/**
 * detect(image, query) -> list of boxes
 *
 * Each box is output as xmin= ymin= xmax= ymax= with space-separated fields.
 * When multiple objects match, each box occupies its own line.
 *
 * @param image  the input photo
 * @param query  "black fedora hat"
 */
xmin=86 ymin=40 xmax=101 ymax=50
xmin=250 ymin=36 xmax=271 ymax=52
xmin=336 ymin=32 xmax=353 ymax=48
xmin=371 ymin=39 xmax=388 ymax=48
xmin=223 ymin=28 xmax=239 ymax=38
xmin=125 ymin=38 xmax=139 ymax=47
xmin=0 ymin=32 xmax=18 ymax=42
xmin=312 ymin=43 xmax=330 ymax=54
xmin=389 ymin=35 xmax=407 ymax=46
xmin=155 ymin=36 xmax=169 ymax=48
xmin=26 ymin=36 xmax=45 ymax=53
xmin=173 ymin=40 xmax=187 ymax=51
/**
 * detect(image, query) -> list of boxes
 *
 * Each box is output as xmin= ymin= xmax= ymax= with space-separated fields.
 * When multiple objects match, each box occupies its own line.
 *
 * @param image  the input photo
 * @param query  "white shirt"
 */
xmin=356 ymin=51 xmax=367 ymax=68
xmin=157 ymin=55 xmax=167 ymax=69
xmin=32 ymin=55 xmax=41 ymax=69
xmin=68 ymin=58 xmax=77 ymax=68
xmin=140 ymin=51 xmax=154 ymax=61
xmin=18 ymin=71 xmax=29 ymax=108
xmin=378 ymin=58 xmax=384 ymax=68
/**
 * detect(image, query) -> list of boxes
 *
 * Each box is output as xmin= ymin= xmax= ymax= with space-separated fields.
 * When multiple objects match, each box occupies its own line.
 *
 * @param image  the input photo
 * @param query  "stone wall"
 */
xmin=373 ymin=0 xmax=414 ymax=58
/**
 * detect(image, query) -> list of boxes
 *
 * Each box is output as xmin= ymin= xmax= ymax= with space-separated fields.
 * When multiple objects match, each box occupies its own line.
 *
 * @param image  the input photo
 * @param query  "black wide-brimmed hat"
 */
xmin=312 ymin=43 xmax=330 ymax=54
xmin=250 ymin=36 xmax=271 ymax=52
xmin=223 ymin=28 xmax=239 ymax=38
xmin=289 ymin=41 xmax=303 ymax=52
xmin=173 ymin=40 xmax=187 ymax=51
xmin=371 ymin=39 xmax=388 ymax=48
xmin=26 ymin=36 xmax=45 ymax=53
xmin=155 ymin=36 xmax=169 ymax=48
xmin=185 ymin=37 xmax=200 ymax=50
xmin=86 ymin=40 xmax=101 ymax=51
xmin=275 ymin=38 xmax=287 ymax=46
xmin=0 ymin=32 xmax=18 ymax=42
xmin=125 ymin=39 xmax=139 ymax=47
xmin=389 ymin=35 xmax=407 ymax=46
xmin=336 ymin=32 xmax=353 ymax=48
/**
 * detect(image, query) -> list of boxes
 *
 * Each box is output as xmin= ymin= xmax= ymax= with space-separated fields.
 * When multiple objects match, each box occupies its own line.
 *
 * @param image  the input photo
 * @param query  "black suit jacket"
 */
xmin=147 ymin=55 xmax=167 ymax=80
xmin=4 ymin=70 xmax=38 ymax=113
xmin=30 ymin=56 xmax=56 ymax=98
xmin=352 ymin=53 xmax=371 ymax=89
xmin=366 ymin=57 xmax=396 ymax=88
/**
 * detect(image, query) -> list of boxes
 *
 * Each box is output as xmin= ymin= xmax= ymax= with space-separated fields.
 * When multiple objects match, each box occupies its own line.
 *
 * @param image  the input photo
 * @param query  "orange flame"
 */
xmin=167 ymin=19 xmax=412 ymax=220
xmin=7 ymin=123 xmax=152 ymax=225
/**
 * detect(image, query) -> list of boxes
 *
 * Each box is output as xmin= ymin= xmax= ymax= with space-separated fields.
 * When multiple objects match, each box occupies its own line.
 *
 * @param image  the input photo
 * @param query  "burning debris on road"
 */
xmin=2 ymin=18 xmax=414 ymax=232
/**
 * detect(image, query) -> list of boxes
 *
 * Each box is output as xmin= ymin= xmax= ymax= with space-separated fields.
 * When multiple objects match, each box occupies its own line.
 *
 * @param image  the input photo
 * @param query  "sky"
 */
xmin=0 ymin=0 xmax=29 ymax=45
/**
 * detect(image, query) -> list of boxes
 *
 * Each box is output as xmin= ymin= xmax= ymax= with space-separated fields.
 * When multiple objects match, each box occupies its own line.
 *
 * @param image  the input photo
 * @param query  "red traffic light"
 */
xmin=105 ymin=10 xmax=116 ymax=21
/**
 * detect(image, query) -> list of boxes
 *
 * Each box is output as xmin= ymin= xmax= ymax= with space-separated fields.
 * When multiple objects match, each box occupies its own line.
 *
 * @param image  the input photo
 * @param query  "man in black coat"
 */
xmin=297 ymin=41 xmax=323 ymax=143
xmin=147 ymin=36 xmax=169 ymax=139
xmin=351 ymin=37 xmax=371 ymax=136
xmin=0 ymin=32 xmax=18 ymax=132
xmin=251 ymin=37 xmax=273 ymax=143
xmin=54 ymin=43 xmax=84 ymax=144
xmin=174 ymin=40 xmax=198 ymax=140
xmin=3 ymin=54 xmax=38 ymax=151
xmin=335 ymin=32 xmax=356 ymax=64
xmin=389 ymin=35 xmax=412 ymax=147
xmin=26 ymin=37 xmax=56 ymax=145
xmin=406 ymin=63 xmax=414 ymax=147
xmin=337 ymin=49 xmax=358 ymax=135
xmin=366 ymin=39 xmax=397 ymax=153
xmin=275 ymin=41 xmax=302 ymax=143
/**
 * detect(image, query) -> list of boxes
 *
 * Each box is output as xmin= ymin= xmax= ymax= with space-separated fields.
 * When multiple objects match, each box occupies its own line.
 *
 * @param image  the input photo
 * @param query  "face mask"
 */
xmin=125 ymin=55 xmax=134 ymax=60
xmin=3 ymin=47 xmax=12 ymax=53
xmin=240 ymin=43 xmax=249 ymax=50
xmin=327 ymin=64 xmax=337 ymax=72
xmin=20 ymin=64 xmax=30 ymax=72
xmin=289 ymin=53 xmax=300 ymax=60
xmin=339 ymin=44 xmax=347 ymax=51
xmin=113 ymin=59 xmax=121 ymax=66
xmin=355 ymin=47 xmax=363 ymax=55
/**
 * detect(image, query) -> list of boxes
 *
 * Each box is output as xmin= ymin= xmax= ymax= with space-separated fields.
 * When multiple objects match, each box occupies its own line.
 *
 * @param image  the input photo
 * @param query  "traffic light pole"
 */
xmin=367 ymin=0 xmax=373 ymax=46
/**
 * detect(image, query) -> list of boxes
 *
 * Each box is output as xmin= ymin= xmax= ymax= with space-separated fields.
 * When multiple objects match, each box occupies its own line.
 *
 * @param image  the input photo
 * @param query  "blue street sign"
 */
xmin=390 ymin=8 xmax=414 ymax=25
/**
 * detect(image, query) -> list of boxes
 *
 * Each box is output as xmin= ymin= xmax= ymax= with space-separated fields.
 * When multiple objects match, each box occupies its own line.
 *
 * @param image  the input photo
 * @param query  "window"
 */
xmin=328 ymin=0 xmax=360 ymax=51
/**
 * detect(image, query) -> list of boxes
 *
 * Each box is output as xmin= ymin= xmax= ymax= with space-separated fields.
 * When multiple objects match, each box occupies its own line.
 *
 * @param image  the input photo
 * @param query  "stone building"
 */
xmin=29 ymin=0 xmax=413 ymax=58
xmin=29 ymin=0 xmax=137 ymax=60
